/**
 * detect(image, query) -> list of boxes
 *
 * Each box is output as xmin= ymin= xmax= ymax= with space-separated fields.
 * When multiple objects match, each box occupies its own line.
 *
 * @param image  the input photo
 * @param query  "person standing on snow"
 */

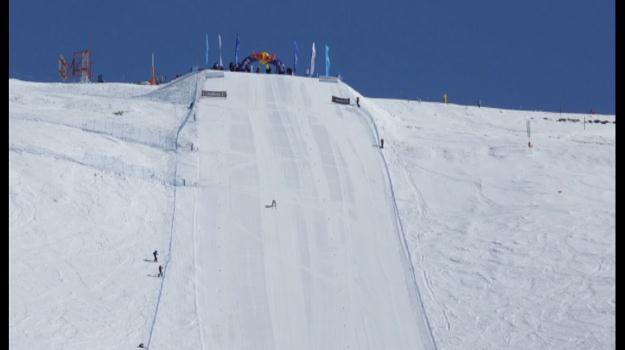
xmin=153 ymin=250 xmax=158 ymax=262
xmin=157 ymin=265 xmax=164 ymax=278
xmin=380 ymin=138 xmax=384 ymax=149
xmin=356 ymin=97 xmax=360 ymax=107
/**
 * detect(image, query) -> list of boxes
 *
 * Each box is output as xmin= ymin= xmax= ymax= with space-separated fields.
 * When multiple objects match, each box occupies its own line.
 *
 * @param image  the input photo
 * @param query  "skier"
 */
xmin=153 ymin=250 xmax=158 ymax=262
xmin=138 ymin=343 xmax=145 ymax=348
xmin=380 ymin=138 xmax=384 ymax=149
xmin=157 ymin=265 xmax=164 ymax=277
xmin=356 ymin=97 xmax=360 ymax=107
xmin=271 ymin=199 xmax=276 ymax=208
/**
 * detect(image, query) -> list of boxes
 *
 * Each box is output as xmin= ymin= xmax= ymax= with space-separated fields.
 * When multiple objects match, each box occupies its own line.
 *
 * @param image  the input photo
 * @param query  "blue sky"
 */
xmin=9 ymin=0 xmax=615 ymax=114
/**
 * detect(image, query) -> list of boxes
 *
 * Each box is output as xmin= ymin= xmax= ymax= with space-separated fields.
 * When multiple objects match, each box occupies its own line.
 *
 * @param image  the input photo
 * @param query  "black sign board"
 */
xmin=201 ymin=90 xmax=227 ymax=98
xmin=331 ymin=96 xmax=350 ymax=105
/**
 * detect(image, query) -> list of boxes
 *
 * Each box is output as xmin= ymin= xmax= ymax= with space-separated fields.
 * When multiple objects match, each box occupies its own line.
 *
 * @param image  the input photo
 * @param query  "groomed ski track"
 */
xmin=148 ymin=71 xmax=437 ymax=349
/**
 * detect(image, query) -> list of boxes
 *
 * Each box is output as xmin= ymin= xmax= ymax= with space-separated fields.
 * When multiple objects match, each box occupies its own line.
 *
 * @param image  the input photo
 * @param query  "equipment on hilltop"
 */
xmin=58 ymin=49 xmax=91 ymax=82
xmin=149 ymin=53 xmax=157 ymax=85
xmin=72 ymin=50 xmax=92 ymax=83
xmin=58 ymin=55 xmax=68 ymax=81
xmin=236 ymin=51 xmax=287 ymax=74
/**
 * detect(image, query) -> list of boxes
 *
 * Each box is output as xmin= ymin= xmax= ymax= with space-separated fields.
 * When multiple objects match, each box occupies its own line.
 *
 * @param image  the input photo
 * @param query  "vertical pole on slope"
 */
xmin=527 ymin=119 xmax=532 ymax=148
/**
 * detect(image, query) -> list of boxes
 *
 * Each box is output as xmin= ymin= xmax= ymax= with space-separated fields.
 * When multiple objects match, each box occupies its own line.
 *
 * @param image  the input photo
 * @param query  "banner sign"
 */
xmin=319 ymin=76 xmax=338 ymax=83
xmin=331 ymin=96 xmax=350 ymax=105
xmin=202 ymin=90 xmax=227 ymax=98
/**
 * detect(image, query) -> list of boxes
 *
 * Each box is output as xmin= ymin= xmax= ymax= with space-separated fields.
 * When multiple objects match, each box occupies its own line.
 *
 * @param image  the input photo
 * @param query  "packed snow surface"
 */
xmin=9 ymin=73 xmax=614 ymax=349
xmin=367 ymin=99 xmax=615 ymax=349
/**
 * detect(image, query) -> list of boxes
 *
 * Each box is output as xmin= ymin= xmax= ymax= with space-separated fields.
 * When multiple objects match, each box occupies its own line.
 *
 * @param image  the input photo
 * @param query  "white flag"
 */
xmin=205 ymin=34 xmax=209 ymax=66
xmin=218 ymin=34 xmax=223 ymax=67
xmin=310 ymin=42 xmax=316 ymax=77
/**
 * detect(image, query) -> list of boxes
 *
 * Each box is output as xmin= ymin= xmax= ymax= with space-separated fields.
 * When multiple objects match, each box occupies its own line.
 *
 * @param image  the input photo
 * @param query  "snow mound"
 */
xmin=141 ymin=72 xmax=199 ymax=105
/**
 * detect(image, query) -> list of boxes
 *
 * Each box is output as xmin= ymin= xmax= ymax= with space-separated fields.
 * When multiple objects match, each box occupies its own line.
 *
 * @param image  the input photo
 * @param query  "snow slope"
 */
xmin=9 ymin=73 xmax=614 ymax=349
xmin=9 ymin=79 xmax=192 ymax=349
xmin=367 ymin=99 xmax=615 ymax=349
xmin=148 ymin=72 xmax=436 ymax=349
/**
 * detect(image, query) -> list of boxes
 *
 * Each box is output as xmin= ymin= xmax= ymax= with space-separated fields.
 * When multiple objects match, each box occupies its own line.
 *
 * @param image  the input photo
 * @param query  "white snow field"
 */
xmin=365 ymin=99 xmax=615 ymax=349
xmin=9 ymin=72 xmax=614 ymax=349
xmin=9 ymin=75 xmax=199 ymax=349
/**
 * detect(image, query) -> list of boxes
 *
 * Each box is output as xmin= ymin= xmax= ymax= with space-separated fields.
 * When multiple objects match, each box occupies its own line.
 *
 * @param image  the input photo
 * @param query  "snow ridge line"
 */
xmin=145 ymin=71 xmax=202 ymax=349
xmin=355 ymin=100 xmax=438 ymax=350
xmin=146 ymin=70 xmax=198 ymax=91
xmin=10 ymin=115 xmax=179 ymax=152
xmin=9 ymin=145 xmax=93 ymax=169
xmin=8 ymin=144 xmax=173 ymax=185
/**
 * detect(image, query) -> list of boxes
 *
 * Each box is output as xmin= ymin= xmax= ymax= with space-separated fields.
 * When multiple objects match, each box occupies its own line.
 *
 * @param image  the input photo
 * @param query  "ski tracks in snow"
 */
xmin=146 ymin=73 xmax=202 ymax=349
xmin=351 ymin=100 xmax=438 ymax=350
xmin=191 ymin=146 xmax=207 ymax=350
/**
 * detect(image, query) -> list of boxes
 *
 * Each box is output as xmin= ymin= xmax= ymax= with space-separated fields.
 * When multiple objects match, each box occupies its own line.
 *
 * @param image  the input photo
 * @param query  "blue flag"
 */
xmin=235 ymin=33 xmax=240 ymax=64
xmin=325 ymin=44 xmax=330 ymax=77
xmin=205 ymin=34 xmax=209 ymax=66
xmin=293 ymin=41 xmax=299 ymax=73
xmin=218 ymin=34 xmax=223 ymax=67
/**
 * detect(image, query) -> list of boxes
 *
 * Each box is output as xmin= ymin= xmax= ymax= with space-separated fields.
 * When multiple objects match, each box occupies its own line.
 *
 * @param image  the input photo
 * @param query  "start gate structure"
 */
xmin=58 ymin=49 xmax=92 ymax=82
